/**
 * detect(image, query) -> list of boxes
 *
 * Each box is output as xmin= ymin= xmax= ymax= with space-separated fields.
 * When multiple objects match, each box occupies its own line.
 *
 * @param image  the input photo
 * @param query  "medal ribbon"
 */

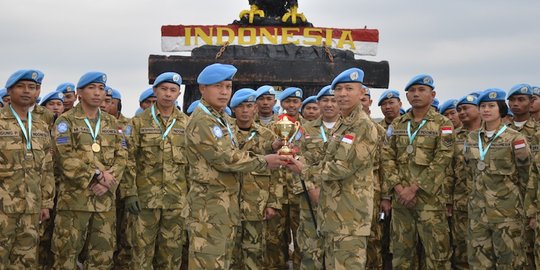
xmin=320 ymin=125 xmax=328 ymax=143
xmin=407 ymin=120 xmax=427 ymax=145
xmin=83 ymin=109 xmax=102 ymax=145
xmin=9 ymin=104 xmax=32 ymax=151
xmin=197 ymin=103 xmax=236 ymax=146
xmin=478 ymin=125 xmax=507 ymax=161
xmin=151 ymin=105 xmax=177 ymax=140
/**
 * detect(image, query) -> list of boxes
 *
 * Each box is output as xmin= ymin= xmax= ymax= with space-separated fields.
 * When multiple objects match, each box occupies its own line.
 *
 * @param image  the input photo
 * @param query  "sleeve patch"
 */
xmin=513 ymin=139 xmax=526 ymax=149
xmin=56 ymin=137 xmax=68 ymax=145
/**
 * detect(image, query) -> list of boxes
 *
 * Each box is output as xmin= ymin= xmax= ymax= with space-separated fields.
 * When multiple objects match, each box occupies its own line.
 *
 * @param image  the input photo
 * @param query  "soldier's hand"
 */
xmin=285 ymin=157 xmax=303 ymax=174
xmin=398 ymin=186 xmax=417 ymax=206
xmin=101 ymin=170 xmax=117 ymax=187
xmin=264 ymin=207 xmax=277 ymax=220
xmin=308 ymin=187 xmax=320 ymax=206
xmin=264 ymin=154 xmax=290 ymax=169
xmin=40 ymin=208 xmax=50 ymax=223
xmin=272 ymin=140 xmax=285 ymax=152
xmin=404 ymin=198 xmax=416 ymax=208
xmin=125 ymin=196 xmax=141 ymax=215
xmin=91 ymin=183 xmax=109 ymax=196
xmin=529 ymin=217 xmax=537 ymax=229
xmin=380 ymin=199 xmax=392 ymax=215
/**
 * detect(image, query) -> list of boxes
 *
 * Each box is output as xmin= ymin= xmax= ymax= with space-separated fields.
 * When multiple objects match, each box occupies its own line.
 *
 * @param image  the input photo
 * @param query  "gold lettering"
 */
xmin=303 ymin=28 xmax=322 ymax=46
xmin=185 ymin=27 xmax=192 ymax=46
xmin=239 ymin=28 xmax=257 ymax=45
xmin=260 ymin=28 xmax=278 ymax=44
xmin=217 ymin=27 xmax=235 ymax=44
xmin=325 ymin=29 xmax=333 ymax=46
xmin=337 ymin=30 xmax=355 ymax=49
xmin=194 ymin=27 xmax=213 ymax=46
xmin=281 ymin=28 xmax=300 ymax=45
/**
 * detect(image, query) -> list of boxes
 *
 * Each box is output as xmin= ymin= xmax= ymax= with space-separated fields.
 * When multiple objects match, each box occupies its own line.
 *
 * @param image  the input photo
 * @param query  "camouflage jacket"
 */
xmin=465 ymin=123 xmax=531 ymax=223
xmin=381 ymin=107 xmax=455 ymax=211
xmin=234 ymin=122 xmax=281 ymax=221
xmin=53 ymin=104 xmax=127 ymax=212
xmin=33 ymin=104 xmax=55 ymax=127
xmin=508 ymin=119 xmax=540 ymax=154
xmin=300 ymin=118 xmax=328 ymax=192
xmin=254 ymin=113 xmax=279 ymax=127
xmin=372 ymin=120 xmax=386 ymax=201
xmin=117 ymin=113 xmax=130 ymax=130
xmin=122 ymin=106 xmax=189 ymax=209
xmin=183 ymin=99 xmax=267 ymax=226
xmin=447 ymin=127 xmax=472 ymax=211
xmin=315 ymin=104 xmax=378 ymax=236
xmin=377 ymin=118 xmax=392 ymax=131
xmin=0 ymin=107 xmax=54 ymax=213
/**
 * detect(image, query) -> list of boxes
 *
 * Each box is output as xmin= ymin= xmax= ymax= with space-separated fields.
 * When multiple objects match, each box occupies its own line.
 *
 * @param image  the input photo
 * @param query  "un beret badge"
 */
xmin=295 ymin=90 xmax=301 ymax=97
xmin=248 ymin=96 xmax=254 ymax=102
xmin=521 ymin=86 xmax=528 ymax=93
xmin=32 ymin=72 xmax=38 ymax=80
xmin=466 ymin=95 xmax=474 ymax=102
xmin=58 ymin=93 xmax=64 ymax=99
xmin=534 ymin=88 xmax=540 ymax=94
xmin=386 ymin=93 xmax=393 ymax=98
xmin=489 ymin=92 xmax=497 ymax=99
xmin=66 ymin=86 xmax=72 ymax=92
xmin=329 ymin=89 xmax=334 ymax=95
xmin=173 ymin=74 xmax=180 ymax=82
xmin=350 ymin=71 xmax=359 ymax=81
xmin=423 ymin=77 xmax=432 ymax=84
xmin=102 ymin=75 xmax=107 ymax=82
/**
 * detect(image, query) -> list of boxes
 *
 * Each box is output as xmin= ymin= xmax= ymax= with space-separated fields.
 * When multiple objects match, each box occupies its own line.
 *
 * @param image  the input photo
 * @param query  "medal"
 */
xmin=406 ymin=145 xmax=414 ymax=154
xmin=477 ymin=161 xmax=486 ymax=171
xmin=25 ymin=152 xmax=33 ymax=160
xmin=91 ymin=143 xmax=101 ymax=153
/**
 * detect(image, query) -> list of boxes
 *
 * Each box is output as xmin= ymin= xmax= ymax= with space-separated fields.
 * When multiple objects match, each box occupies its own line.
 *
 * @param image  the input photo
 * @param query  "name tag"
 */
xmin=32 ymin=131 xmax=49 ymax=138
xmin=73 ymin=127 xmax=90 ymax=134
xmin=101 ymin=129 xmax=118 ymax=135
xmin=0 ymin=130 xmax=19 ymax=137
xmin=140 ymin=128 xmax=161 ymax=134
xmin=172 ymin=128 xmax=185 ymax=135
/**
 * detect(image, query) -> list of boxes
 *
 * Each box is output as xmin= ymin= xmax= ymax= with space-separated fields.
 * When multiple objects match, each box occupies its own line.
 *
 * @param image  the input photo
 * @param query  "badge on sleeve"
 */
xmin=342 ymin=134 xmax=355 ymax=144
xmin=441 ymin=126 xmax=453 ymax=135
xmin=212 ymin=125 xmax=223 ymax=138
xmin=57 ymin=121 xmax=68 ymax=133
xmin=125 ymin=125 xmax=133 ymax=136
xmin=386 ymin=125 xmax=394 ymax=137
xmin=513 ymin=139 xmax=526 ymax=150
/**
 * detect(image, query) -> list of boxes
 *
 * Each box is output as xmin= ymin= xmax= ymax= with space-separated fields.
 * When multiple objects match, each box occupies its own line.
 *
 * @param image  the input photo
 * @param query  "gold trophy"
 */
xmin=274 ymin=111 xmax=301 ymax=157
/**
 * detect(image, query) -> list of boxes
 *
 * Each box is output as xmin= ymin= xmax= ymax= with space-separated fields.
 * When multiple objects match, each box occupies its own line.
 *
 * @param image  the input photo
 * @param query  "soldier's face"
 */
xmin=256 ymin=95 xmax=276 ymax=116
xmin=8 ymin=80 xmax=39 ymax=107
xmin=302 ymin=103 xmax=320 ymax=121
xmin=333 ymin=82 xmax=365 ymax=114
xmin=140 ymin=97 xmax=157 ymax=110
xmin=233 ymin=102 xmax=256 ymax=122
xmin=457 ymin=104 xmax=480 ymax=124
xmin=62 ymin=92 xmax=77 ymax=111
xmin=443 ymin=108 xmax=462 ymax=128
xmin=109 ymin=99 xmax=120 ymax=116
xmin=479 ymin=101 xmax=500 ymax=123
xmin=281 ymin=97 xmax=302 ymax=116
xmin=45 ymin=99 xmax=64 ymax=116
xmin=380 ymin=98 xmax=401 ymax=121
xmin=77 ymin=83 xmax=106 ymax=108
xmin=508 ymin=94 xmax=531 ymax=116
xmin=318 ymin=96 xmax=338 ymax=120
xmin=154 ymin=82 xmax=181 ymax=108
xmin=406 ymin=85 xmax=435 ymax=109
xmin=200 ymin=81 xmax=233 ymax=111
xmin=100 ymin=96 xmax=112 ymax=112
xmin=360 ymin=94 xmax=372 ymax=115
xmin=530 ymin=95 xmax=540 ymax=114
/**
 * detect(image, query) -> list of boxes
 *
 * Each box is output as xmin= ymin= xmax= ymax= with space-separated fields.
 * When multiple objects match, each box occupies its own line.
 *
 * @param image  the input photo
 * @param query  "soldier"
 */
xmin=0 ymin=69 xmax=55 ymax=269
xmin=186 ymin=100 xmax=200 ymax=116
xmin=297 ymin=85 xmax=336 ymax=270
xmin=139 ymin=87 xmax=157 ymax=111
xmin=51 ymin=71 xmax=127 ymax=269
xmin=229 ymin=88 xmax=281 ymax=269
xmin=183 ymin=63 xmax=289 ymax=269
xmin=440 ymin=99 xmax=462 ymax=129
xmin=378 ymin=89 xmax=402 ymax=130
xmin=530 ymin=86 xmax=540 ymax=122
xmin=100 ymin=86 xmax=114 ymax=112
xmin=40 ymin=91 xmax=65 ymax=117
xmin=382 ymin=74 xmax=454 ymax=269
xmin=119 ymin=72 xmax=188 ymax=269
xmin=432 ymin=97 xmax=440 ymax=112
xmin=465 ymin=88 xmax=530 ymax=269
xmin=55 ymin=82 xmax=77 ymax=113
xmin=301 ymin=96 xmax=320 ymax=121
xmin=254 ymin=85 xmax=279 ymax=126
xmin=0 ymin=87 xmax=10 ymax=104
xmin=109 ymin=88 xmax=130 ymax=129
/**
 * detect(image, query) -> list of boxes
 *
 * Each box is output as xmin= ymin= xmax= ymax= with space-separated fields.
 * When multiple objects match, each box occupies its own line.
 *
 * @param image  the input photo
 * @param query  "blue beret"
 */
xmin=469 ymin=90 xmax=483 ymax=98
xmin=36 ymin=96 xmax=42 ymax=104
xmin=399 ymin=107 xmax=406 ymax=115
xmin=77 ymin=71 xmax=107 ymax=89
xmin=56 ymin=82 xmax=76 ymax=93
xmin=273 ymin=105 xmax=281 ymax=114
xmin=153 ymin=72 xmax=182 ymax=88
xmin=365 ymin=88 xmax=371 ymax=97
xmin=457 ymin=94 xmax=479 ymax=106
xmin=301 ymin=96 xmax=318 ymax=110
xmin=405 ymin=74 xmax=435 ymax=91
xmin=255 ymin=85 xmax=276 ymax=99
xmin=111 ymin=89 xmax=122 ymax=100
xmin=35 ymin=70 xmax=45 ymax=85
xmin=507 ymin=83 xmax=532 ymax=99
xmin=330 ymin=68 xmax=364 ymax=90
xmin=135 ymin=107 xmax=144 ymax=116
xmin=316 ymin=85 xmax=333 ymax=100
xmin=377 ymin=89 xmax=400 ymax=106
xmin=479 ymin=88 xmax=506 ymax=103
xmin=225 ymin=106 xmax=232 ymax=116
xmin=0 ymin=88 xmax=7 ymax=99
xmin=532 ymin=86 xmax=540 ymax=97
xmin=197 ymin=63 xmax=237 ymax=85
xmin=279 ymin=87 xmax=303 ymax=101
xmin=139 ymin=88 xmax=156 ymax=103
xmin=507 ymin=110 xmax=514 ymax=117
xmin=104 ymin=86 xmax=113 ymax=96
xmin=5 ymin=69 xmax=40 ymax=88
xmin=187 ymin=100 xmax=200 ymax=114
xmin=431 ymin=98 xmax=439 ymax=109
xmin=439 ymin=99 xmax=459 ymax=114
xmin=230 ymin=88 xmax=257 ymax=108
xmin=40 ymin=91 xmax=64 ymax=106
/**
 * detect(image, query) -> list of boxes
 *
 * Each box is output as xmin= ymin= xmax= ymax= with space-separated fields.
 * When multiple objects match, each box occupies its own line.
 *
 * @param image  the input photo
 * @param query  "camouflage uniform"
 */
xmin=121 ymin=106 xmax=189 ymax=270
xmin=32 ymin=104 xmax=55 ymax=127
xmin=465 ymin=123 xmax=530 ymax=269
xmin=508 ymin=119 xmax=539 ymax=270
xmin=313 ymin=104 xmax=378 ymax=269
xmin=254 ymin=113 xmax=279 ymax=127
xmin=376 ymin=118 xmax=393 ymax=268
xmin=381 ymin=107 xmax=454 ymax=270
xmin=525 ymin=129 xmax=540 ymax=269
xmin=231 ymin=122 xmax=281 ymax=269
xmin=0 ymin=107 xmax=55 ymax=269
xmin=183 ymin=100 xmax=268 ymax=269
xmin=52 ymin=104 xmax=127 ymax=270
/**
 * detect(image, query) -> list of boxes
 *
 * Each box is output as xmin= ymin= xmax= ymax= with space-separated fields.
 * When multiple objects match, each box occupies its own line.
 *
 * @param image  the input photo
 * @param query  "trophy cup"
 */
xmin=274 ymin=111 xmax=301 ymax=157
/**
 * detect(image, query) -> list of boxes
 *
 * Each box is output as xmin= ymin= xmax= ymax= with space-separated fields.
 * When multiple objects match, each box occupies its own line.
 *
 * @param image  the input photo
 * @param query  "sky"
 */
xmin=1 ymin=0 xmax=539 ymax=118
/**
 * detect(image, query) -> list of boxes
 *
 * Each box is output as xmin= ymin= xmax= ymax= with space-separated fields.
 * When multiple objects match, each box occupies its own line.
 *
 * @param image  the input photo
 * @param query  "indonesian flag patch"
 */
xmin=342 ymin=134 xmax=355 ymax=144
xmin=513 ymin=139 xmax=526 ymax=149
xmin=304 ymin=134 xmax=311 ymax=139
xmin=441 ymin=126 xmax=453 ymax=135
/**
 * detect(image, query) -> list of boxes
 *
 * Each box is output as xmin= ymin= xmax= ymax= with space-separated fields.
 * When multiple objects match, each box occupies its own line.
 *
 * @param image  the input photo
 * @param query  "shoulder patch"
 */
xmin=342 ymin=134 xmax=355 ymax=144
xmin=124 ymin=125 xmax=132 ymax=136
xmin=56 ymin=137 xmax=68 ymax=145
xmin=386 ymin=125 xmax=394 ymax=137
xmin=57 ymin=121 xmax=68 ymax=133
xmin=212 ymin=125 xmax=223 ymax=138
xmin=441 ymin=126 xmax=453 ymax=135
xmin=513 ymin=139 xmax=526 ymax=150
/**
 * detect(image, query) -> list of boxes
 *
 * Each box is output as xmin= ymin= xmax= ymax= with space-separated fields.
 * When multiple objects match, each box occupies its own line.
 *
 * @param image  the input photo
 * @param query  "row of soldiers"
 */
xmin=1 ymin=64 xmax=540 ymax=270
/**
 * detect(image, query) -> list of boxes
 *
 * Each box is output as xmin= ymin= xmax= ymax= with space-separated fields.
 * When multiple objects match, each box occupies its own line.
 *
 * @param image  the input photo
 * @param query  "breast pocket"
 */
xmin=414 ymin=136 xmax=437 ymax=166
xmin=140 ymin=134 xmax=162 ymax=166
xmin=99 ymin=136 xmax=117 ymax=166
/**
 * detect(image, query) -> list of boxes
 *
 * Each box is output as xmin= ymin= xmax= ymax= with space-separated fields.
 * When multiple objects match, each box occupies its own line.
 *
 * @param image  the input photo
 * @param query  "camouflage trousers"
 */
xmin=535 ymin=215 xmax=540 ymax=269
xmin=0 ymin=212 xmax=39 ymax=270
xmin=233 ymin=220 xmax=267 ymax=270
xmin=129 ymin=208 xmax=186 ymax=270
xmin=38 ymin=207 xmax=55 ymax=270
xmin=113 ymin=194 xmax=131 ymax=270
xmin=390 ymin=207 xmax=451 ymax=270
xmin=450 ymin=209 xmax=469 ymax=270
xmin=467 ymin=218 xmax=523 ymax=269
xmin=323 ymin=232 xmax=367 ymax=270
xmin=52 ymin=210 xmax=116 ymax=270
xmin=265 ymin=203 xmax=299 ymax=269
xmin=366 ymin=204 xmax=383 ymax=270
xmin=297 ymin=196 xmax=323 ymax=270
xmin=187 ymin=222 xmax=239 ymax=270
xmin=523 ymin=217 xmax=535 ymax=270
